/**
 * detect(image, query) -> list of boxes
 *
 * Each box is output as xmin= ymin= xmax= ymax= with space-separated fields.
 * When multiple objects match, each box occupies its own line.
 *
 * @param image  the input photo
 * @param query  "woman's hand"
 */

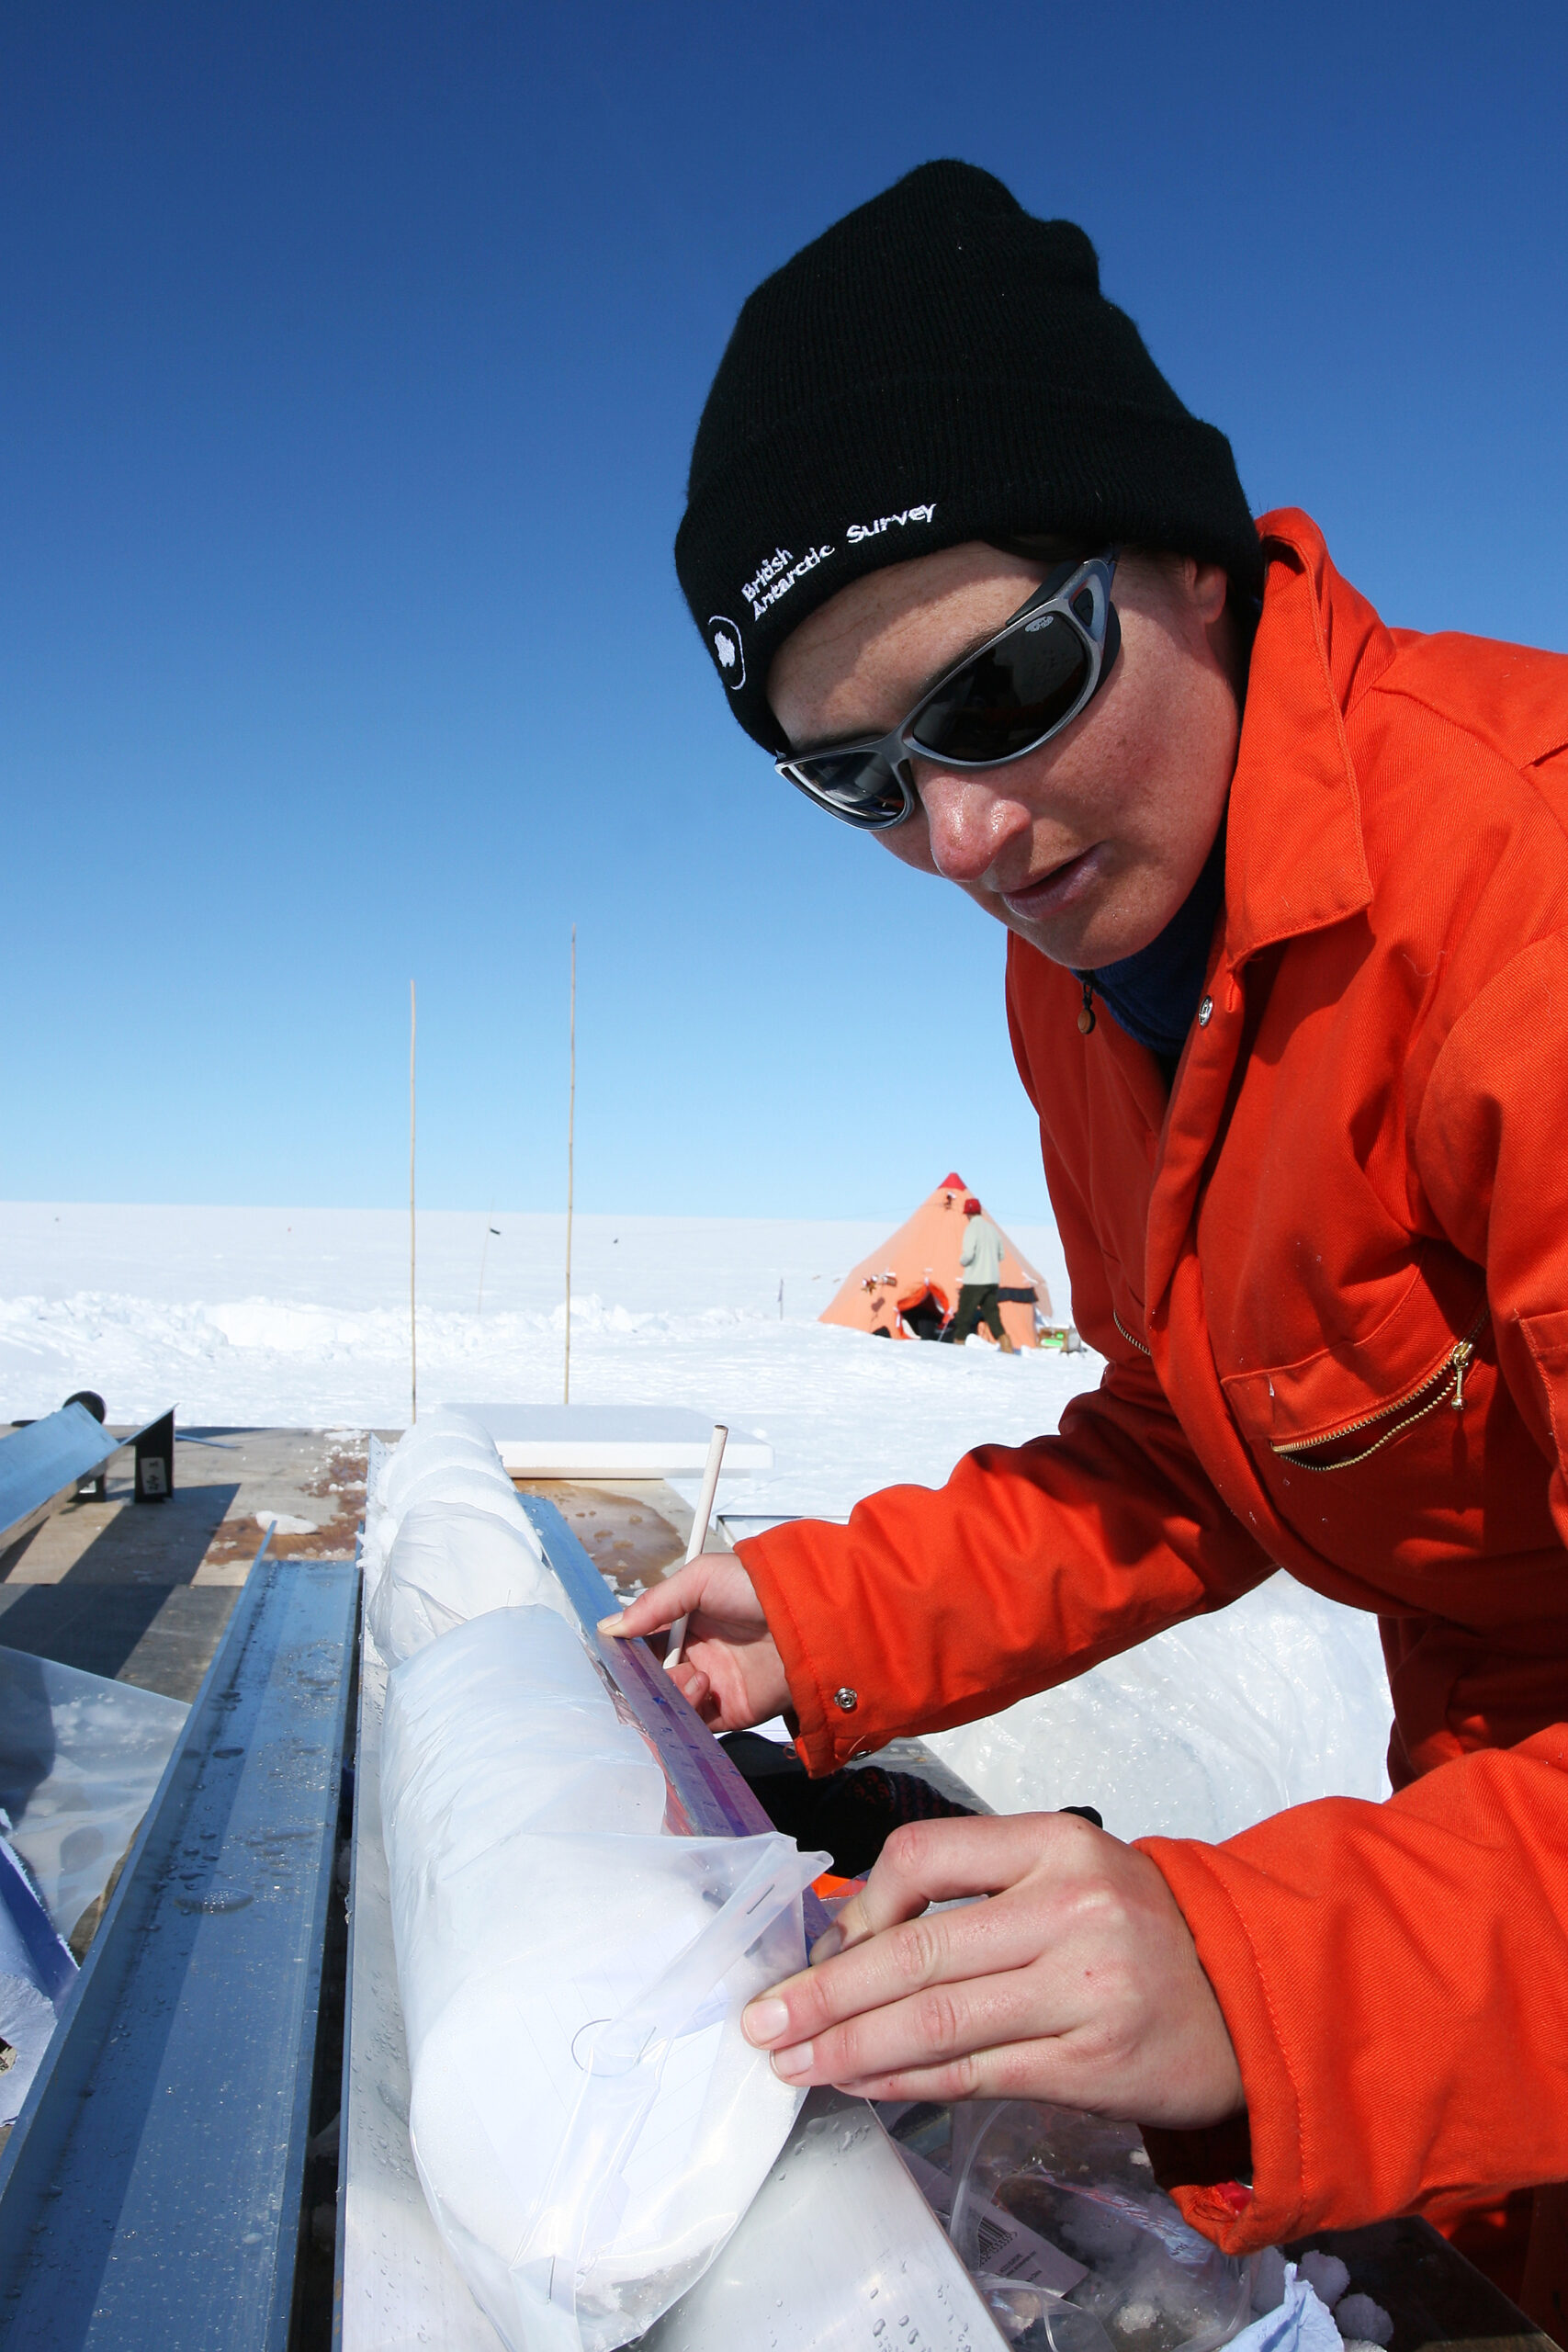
xmin=601 ymin=1554 xmax=790 ymax=1733
xmin=740 ymin=1811 xmax=1243 ymax=2129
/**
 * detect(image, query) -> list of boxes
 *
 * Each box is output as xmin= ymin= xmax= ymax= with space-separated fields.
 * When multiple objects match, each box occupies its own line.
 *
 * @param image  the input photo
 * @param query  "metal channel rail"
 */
xmin=0 ymin=1548 xmax=357 ymax=2350
xmin=518 ymin=1495 xmax=801 ymax=1844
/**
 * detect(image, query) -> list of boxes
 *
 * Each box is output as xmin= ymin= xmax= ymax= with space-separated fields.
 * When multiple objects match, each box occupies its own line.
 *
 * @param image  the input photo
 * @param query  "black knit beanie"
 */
xmin=675 ymin=160 xmax=1260 ymax=753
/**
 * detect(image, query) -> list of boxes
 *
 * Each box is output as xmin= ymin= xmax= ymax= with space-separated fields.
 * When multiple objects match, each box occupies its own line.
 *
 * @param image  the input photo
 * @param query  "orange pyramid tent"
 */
xmin=820 ymin=1174 xmax=1053 ymax=1348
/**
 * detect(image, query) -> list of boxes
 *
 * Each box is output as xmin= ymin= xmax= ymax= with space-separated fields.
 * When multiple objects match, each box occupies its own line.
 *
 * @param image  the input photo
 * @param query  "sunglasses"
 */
xmin=774 ymin=550 xmax=1120 ymax=830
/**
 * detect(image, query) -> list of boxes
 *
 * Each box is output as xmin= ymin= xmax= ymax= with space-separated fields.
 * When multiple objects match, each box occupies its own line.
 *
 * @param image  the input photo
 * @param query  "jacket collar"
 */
xmin=1221 ymin=509 xmax=1391 ymax=969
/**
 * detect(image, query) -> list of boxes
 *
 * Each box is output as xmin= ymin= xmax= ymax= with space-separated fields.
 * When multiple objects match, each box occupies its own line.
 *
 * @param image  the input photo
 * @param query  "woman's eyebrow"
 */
xmin=789 ymin=611 xmax=1016 ymax=756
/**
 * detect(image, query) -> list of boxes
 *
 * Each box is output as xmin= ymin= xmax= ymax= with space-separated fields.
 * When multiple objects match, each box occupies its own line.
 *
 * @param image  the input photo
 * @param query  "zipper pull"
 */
xmin=1077 ymin=980 xmax=1096 ymax=1036
xmin=1451 ymin=1342 xmax=1473 ymax=1412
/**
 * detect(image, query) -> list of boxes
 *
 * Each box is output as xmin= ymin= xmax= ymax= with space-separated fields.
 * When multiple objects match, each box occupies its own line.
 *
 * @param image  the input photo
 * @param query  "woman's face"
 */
xmin=767 ymin=541 xmax=1243 ymax=971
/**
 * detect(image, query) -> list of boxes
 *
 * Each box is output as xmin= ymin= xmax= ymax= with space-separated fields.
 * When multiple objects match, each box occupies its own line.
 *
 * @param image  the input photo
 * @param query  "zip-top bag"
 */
xmin=381 ymin=1602 xmax=825 ymax=2351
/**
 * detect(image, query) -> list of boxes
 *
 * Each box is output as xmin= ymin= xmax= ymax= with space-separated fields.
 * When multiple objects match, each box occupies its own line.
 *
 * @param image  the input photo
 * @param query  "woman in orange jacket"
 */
xmin=614 ymin=161 xmax=1568 ymax=2309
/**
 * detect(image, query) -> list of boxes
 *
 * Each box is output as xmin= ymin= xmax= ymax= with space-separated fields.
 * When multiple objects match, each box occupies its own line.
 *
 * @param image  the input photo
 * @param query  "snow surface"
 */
xmin=0 ymin=1202 xmax=1083 ymax=1517
xmin=0 ymin=1201 xmax=1392 ymax=1840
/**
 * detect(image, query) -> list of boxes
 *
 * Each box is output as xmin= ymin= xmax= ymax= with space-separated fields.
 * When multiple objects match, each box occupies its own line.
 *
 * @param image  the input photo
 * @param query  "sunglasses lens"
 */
xmin=781 ymin=749 xmax=909 ymax=827
xmin=909 ymin=610 xmax=1092 ymax=764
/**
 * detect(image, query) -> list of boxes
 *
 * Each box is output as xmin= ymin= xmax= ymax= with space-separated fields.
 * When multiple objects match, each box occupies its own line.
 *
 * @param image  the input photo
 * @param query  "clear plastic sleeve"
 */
xmin=0 ymin=1644 xmax=187 ymax=1940
xmin=381 ymin=1605 xmax=826 ymax=2350
xmin=367 ymin=1497 xmax=570 ymax=1663
xmin=363 ymin=1413 xmax=534 ymax=1598
xmin=942 ymin=2101 xmax=1255 ymax=2352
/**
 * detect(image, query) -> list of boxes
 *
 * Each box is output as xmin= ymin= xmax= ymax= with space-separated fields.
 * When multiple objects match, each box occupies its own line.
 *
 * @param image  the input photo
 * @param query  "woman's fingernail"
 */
xmin=596 ymin=1615 xmax=623 ymax=1634
xmin=742 ymin=1998 xmax=790 ymax=2046
xmin=808 ymin=1926 xmax=842 ymax=1964
xmin=771 ymin=2041 xmax=814 ymax=2079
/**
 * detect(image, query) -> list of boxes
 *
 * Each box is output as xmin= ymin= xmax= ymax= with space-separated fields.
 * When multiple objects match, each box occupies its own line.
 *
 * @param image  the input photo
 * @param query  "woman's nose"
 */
xmin=917 ymin=770 xmax=1032 ymax=886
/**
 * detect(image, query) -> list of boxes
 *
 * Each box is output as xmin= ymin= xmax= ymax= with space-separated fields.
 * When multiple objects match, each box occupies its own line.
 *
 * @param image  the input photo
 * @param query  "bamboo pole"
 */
xmin=563 ymin=926 xmax=576 ymax=1405
xmin=409 ymin=978 xmax=417 ymax=1426
xmin=478 ymin=1201 xmax=497 ymax=1318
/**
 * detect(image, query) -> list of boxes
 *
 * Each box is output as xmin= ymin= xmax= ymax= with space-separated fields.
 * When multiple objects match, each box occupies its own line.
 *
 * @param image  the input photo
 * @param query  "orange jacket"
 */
xmin=738 ymin=510 xmax=1568 ymax=2254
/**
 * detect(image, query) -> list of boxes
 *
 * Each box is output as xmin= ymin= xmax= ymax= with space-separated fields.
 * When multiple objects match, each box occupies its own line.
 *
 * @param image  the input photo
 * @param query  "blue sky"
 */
xmin=4 ymin=1 xmax=1565 ymax=1222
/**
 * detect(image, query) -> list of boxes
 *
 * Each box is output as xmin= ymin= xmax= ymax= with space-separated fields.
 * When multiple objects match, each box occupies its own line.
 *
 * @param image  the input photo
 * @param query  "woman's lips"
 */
xmin=1000 ymin=842 xmax=1106 ymax=920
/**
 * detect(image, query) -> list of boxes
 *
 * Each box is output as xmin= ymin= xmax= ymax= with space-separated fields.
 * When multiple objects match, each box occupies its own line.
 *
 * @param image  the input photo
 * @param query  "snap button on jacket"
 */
xmin=738 ymin=510 xmax=1568 ymax=2254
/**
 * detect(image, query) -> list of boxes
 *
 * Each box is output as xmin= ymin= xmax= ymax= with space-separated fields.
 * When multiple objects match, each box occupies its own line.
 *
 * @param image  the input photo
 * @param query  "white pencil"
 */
xmin=663 ymin=1423 xmax=728 ymax=1672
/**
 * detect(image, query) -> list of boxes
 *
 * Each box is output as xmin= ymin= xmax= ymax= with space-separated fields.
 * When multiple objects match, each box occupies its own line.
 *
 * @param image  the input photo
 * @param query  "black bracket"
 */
xmin=133 ymin=1411 xmax=175 ymax=1504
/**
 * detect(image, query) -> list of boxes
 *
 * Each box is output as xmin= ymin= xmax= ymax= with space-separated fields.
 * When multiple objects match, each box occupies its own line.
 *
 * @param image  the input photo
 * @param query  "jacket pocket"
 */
xmin=1266 ymin=1303 xmax=1487 ymax=1472
xmin=1220 ymin=1250 xmax=1488 ymax=1467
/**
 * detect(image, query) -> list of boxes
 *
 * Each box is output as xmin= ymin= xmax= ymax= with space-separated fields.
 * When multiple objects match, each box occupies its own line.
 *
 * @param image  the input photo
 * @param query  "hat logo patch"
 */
xmin=708 ymin=616 xmax=746 ymax=689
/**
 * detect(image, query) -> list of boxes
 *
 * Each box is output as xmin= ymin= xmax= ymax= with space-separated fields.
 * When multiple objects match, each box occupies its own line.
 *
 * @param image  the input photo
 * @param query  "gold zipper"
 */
xmin=1113 ymin=1308 xmax=1152 ymax=1357
xmin=1270 ymin=1306 xmax=1488 ymax=1474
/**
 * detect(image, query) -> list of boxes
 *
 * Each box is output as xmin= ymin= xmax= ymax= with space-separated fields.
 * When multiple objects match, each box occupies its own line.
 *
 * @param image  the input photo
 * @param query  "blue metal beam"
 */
xmin=0 ymin=1406 xmax=128 ymax=1552
xmin=0 ymin=1554 xmax=357 ymax=2349
xmin=520 ymin=1492 xmax=777 ymax=1840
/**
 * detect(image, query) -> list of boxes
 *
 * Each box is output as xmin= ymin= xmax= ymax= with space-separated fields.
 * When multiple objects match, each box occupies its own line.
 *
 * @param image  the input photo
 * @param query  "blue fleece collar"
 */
xmin=1079 ymin=816 xmax=1227 ymax=1081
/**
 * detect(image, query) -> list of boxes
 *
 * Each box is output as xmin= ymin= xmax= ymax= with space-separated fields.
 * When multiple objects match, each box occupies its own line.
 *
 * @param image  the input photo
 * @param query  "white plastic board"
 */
xmin=444 ymin=1405 xmax=773 ymax=1479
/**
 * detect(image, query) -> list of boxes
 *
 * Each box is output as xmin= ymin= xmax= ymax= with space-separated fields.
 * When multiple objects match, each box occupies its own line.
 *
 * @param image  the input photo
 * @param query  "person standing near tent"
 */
xmin=943 ymin=1196 xmax=1015 ymax=1353
xmin=610 ymin=162 xmax=1568 ymax=2311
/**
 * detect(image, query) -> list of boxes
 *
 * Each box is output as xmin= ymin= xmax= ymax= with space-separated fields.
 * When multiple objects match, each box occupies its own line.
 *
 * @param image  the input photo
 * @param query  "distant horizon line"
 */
xmin=2 ymin=1195 xmax=1056 ymax=1227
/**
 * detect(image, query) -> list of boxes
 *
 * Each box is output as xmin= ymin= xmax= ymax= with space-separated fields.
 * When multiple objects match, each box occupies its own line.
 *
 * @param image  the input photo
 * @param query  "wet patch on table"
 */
xmin=511 ymin=1480 xmax=687 ymax=1597
xmin=202 ymin=1436 xmax=368 ymax=1566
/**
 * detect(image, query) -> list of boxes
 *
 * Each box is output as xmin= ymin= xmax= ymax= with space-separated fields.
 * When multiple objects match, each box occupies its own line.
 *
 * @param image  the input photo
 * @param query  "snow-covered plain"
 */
xmin=0 ymin=1202 xmax=1087 ymax=1518
xmin=0 ymin=1201 xmax=1392 ymax=1839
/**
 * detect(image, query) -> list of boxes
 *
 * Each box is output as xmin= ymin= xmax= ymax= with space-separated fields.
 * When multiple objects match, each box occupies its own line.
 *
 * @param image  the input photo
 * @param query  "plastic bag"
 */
xmin=384 ymin=1405 xmax=498 ymax=1453
xmin=363 ymin=1414 xmax=533 ymax=1597
xmin=0 ymin=1644 xmax=188 ymax=1939
xmin=947 ymin=2102 xmax=1255 ymax=2352
xmin=926 ymin=1574 xmax=1391 ymax=1844
xmin=381 ymin=1605 xmax=668 ymax=1855
xmin=1225 ymin=2267 xmax=1342 ymax=2352
xmin=378 ymin=1419 xmax=509 ymax=1517
xmin=367 ymin=1498 xmax=572 ymax=1664
xmin=389 ymin=1457 xmax=528 ymax=1529
xmin=382 ymin=1607 xmax=826 ymax=2352
xmin=0 ymin=1832 xmax=78 ymax=2124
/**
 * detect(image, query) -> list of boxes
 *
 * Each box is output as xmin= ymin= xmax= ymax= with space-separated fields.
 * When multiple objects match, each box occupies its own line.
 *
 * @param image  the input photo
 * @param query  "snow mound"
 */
xmin=927 ymin=1574 xmax=1391 ymax=1843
